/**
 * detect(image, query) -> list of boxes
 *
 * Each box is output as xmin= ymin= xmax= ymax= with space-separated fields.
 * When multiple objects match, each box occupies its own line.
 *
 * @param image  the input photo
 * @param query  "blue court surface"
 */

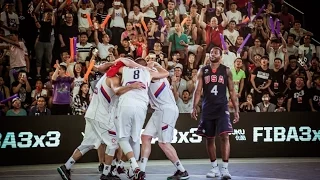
xmin=0 ymin=158 xmax=319 ymax=180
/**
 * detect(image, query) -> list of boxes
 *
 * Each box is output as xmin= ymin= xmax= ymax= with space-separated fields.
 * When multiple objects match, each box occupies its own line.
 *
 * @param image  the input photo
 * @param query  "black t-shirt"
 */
xmin=270 ymin=68 xmax=285 ymax=93
xmin=59 ymin=23 xmax=79 ymax=50
xmin=117 ymin=46 xmax=132 ymax=57
xmin=288 ymin=86 xmax=311 ymax=112
xmin=310 ymin=87 xmax=320 ymax=111
xmin=39 ymin=21 xmax=53 ymax=42
xmin=252 ymin=66 xmax=272 ymax=88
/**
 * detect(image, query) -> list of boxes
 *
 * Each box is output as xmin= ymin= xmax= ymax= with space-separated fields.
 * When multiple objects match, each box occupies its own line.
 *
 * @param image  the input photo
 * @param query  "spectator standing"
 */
xmin=250 ymin=55 xmax=272 ymax=104
xmin=0 ymin=1 xmax=19 ymax=36
xmin=51 ymin=62 xmax=74 ymax=115
xmin=59 ymin=13 xmax=79 ymax=51
xmin=33 ymin=9 xmax=55 ymax=78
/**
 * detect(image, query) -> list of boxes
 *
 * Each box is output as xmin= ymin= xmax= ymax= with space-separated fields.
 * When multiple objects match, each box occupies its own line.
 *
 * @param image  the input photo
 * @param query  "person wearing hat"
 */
xmin=6 ymin=97 xmax=27 ymax=116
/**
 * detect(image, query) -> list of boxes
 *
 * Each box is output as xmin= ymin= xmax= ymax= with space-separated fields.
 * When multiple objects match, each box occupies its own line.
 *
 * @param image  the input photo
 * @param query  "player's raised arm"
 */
xmin=149 ymin=62 xmax=169 ymax=80
xmin=94 ymin=62 xmax=115 ymax=73
xmin=109 ymin=76 xmax=145 ymax=96
xmin=226 ymin=67 xmax=240 ymax=123
xmin=116 ymin=58 xmax=147 ymax=69
xmin=191 ymin=68 xmax=203 ymax=120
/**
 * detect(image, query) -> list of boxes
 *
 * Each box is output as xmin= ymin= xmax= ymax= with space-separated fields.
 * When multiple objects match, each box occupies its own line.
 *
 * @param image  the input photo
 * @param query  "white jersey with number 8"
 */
xmin=120 ymin=67 xmax=151 ymax=105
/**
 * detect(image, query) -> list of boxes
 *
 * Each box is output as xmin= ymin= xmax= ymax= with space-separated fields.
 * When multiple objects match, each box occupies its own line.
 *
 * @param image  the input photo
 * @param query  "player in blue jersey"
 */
xmin=191 ymin=47 xmax=239 ymax=179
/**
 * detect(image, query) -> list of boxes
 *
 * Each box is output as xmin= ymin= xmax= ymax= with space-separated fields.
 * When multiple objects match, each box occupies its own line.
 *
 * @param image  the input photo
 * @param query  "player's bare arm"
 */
xmin=94 ymin=62 xmax=115 ymax=73
xmin=109 ymin=76 xmax=145 ymax=96
xmin=117 ymin=58 xmax=147 ymax=69
xmin=191 ymin=68 xmax=203 ymax=120
xmin=149 ymin=62 xmax=169 ymax=80
xmin=226 ymin=67 xmax=240 ymax=123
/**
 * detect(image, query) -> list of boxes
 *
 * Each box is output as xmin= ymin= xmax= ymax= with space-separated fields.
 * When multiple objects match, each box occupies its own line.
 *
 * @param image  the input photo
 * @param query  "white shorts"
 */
xmin=188 ymin=44 xmax=200 ymax=55
xmin=81 ymin=118 xmax=118 ymax=150
xmin=142 ymin=106 xmax=179 ymax=143
xmin=115 ymin=104 xmax=147 ymax=142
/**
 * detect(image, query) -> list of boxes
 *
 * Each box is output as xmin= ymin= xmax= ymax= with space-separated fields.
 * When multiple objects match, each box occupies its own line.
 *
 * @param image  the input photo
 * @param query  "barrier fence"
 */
xmin=0 ymin=113 xmax=319 ymax=166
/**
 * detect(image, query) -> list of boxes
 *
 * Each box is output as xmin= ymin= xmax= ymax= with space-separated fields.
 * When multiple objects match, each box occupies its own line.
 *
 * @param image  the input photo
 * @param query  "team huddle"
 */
xmin=57 ymin=47 xmax=239 ymax=180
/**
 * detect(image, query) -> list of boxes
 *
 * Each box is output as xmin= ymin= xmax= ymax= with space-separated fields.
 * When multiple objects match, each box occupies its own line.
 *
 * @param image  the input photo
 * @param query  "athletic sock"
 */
xmin=173 ymin=160 xmax=186 ymax=172
xmin=211 ymin=159 xmax=218 ymax=168
xmin=129 ymin=157 xmax=139 ymax=170
xmin=111 ymin=159 xmax=117 ymax=166
xmin=222 ymin=160 xmax=229 ymax=169
xmin=139 ymin=157 xmax=148 ymax=171
xmin=117 ymin=160 xmax=124 ymax=168
xmin=103 ymin=164 xmax=111 ymax=175
xmin=65 ymin=157 xmax=75 ymax=170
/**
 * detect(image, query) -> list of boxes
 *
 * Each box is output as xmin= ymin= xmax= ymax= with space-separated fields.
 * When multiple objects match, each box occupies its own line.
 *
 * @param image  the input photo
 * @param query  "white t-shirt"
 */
xmin=0 ymin=11 xmax=19 ymax=36
xmin=226 ymin=10 xmax=242 ymax=24
xmin=128 ymin=11 xmax=144 ymax=24
xmin=97 ymin=42 xmax=114 ymax=59
xmin=223 ymin=29 xmax=239 ymax=46
xmin=72 ymin=76 xmax=84 ymax=99
xmin=77 ymin=8 xmax=92 ymax=29
xmin=108 ymin=8 xmax=127 ymax=29
xmin=222 ymin=51 xmax=237 ymax=69
xmin=176 ymin=98 xmax=193 ymax=113
xmin=31 ymin=89 xmax=48 ymax=100
xmin=298 ymin=44 xmax=316 ymax=60
xmin=140 ymin=0 xmax=159 ymax=18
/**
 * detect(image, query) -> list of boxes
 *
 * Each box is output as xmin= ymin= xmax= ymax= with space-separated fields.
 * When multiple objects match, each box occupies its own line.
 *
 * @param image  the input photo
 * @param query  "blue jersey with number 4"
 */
xmin=201 ymin=64 xmax=229 ymax=120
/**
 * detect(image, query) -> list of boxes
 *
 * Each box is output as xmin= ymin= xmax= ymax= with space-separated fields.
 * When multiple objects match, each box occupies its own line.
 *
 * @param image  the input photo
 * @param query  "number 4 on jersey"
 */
xmin=211 ymin=85 xmax=218 ymax=95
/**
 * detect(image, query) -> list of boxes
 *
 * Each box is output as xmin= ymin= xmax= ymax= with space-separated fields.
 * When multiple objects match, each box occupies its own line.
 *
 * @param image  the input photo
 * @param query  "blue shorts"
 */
xmin=196 ymin=111 xmax=233 ymax=138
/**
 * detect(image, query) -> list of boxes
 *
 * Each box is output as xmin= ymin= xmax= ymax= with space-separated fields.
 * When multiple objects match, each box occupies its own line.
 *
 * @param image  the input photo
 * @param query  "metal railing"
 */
xmin=283 ymin=1 xmax=319 ymax=45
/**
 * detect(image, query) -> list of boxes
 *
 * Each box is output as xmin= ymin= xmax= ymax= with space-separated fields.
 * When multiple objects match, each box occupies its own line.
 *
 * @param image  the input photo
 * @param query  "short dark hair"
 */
xmin=60 ymin=65 xmax=67 ymax=71
xmin=135 ymin=58 xmax=147 ymax=66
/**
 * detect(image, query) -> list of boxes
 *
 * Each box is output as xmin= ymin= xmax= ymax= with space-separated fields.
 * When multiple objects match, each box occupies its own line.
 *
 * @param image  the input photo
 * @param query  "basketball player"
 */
xmin=191 ymin=47 xmax=239 ymax=179
xmin=139 ymin=61 xmax=189 ymax=180
xmin=57 ymin=62 xmax=143 ymax=180
xmin=108 ymin=58 xmax=169 ymax=180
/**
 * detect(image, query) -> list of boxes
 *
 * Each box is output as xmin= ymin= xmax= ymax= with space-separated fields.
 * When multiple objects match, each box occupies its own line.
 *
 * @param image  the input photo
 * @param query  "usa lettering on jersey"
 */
xmin=204 ymin=75 xmax=225 ymax=84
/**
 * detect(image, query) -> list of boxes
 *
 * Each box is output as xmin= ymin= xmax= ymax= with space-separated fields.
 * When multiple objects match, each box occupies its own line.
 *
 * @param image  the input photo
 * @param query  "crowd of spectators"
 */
xmin=0 ymin=0 xmax=320 ymax=117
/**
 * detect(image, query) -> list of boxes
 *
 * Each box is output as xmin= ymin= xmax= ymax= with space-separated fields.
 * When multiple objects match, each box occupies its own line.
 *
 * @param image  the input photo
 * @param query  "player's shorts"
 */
xmin=196 ymin=111 xmax=233 ymax=138
xmin=115 ymin=103 xmax=148 ymax=142
xmin=142 ymin=106 xmax=179 ymax=143
xmin=80 ymin=118 xmax=118 ymax=150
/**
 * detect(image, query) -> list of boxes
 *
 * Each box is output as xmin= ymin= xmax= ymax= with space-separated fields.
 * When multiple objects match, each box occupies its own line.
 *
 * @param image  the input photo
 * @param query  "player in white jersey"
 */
xmin=139 ymin=65 xmax=190 ymax=179
xmin=108 ymin=58 xmax=169 ymax=180
xmin=57 ymin=62 xmax=125 ymax=180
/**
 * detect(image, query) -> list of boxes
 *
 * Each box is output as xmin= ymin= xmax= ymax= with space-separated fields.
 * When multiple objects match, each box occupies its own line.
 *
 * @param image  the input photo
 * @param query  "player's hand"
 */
xmin=233 ymin=112 xmax=239 ymax=124
xmin=191 ymin=108 xmax=198 ymax=120
xmin=130 ymin=82 xmax=146 ymax=89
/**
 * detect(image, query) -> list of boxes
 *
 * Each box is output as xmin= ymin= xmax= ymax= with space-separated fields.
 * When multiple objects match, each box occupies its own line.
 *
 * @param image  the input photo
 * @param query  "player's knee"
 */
xmin=141 ymin=134 xmax=152 ymax=142
xmin=106 ymin=147 xmax=116 ymax=157
xmin=220 ymin=133 xmax=229 ymax=142
xmin=206 ymin=138 xmax=215 ymax=145
xmin=158 ymin=142 xmax=169 ymax=150
xmin=118 ymin=138 xmax=132 ymax=155
xmin=77 ymin=145 xmax=94 ymax=155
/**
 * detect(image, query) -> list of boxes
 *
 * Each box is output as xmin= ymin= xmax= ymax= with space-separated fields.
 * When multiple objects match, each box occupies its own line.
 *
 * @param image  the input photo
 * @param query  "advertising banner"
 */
xmin=0 ymin=113 xmax=319 ymax=165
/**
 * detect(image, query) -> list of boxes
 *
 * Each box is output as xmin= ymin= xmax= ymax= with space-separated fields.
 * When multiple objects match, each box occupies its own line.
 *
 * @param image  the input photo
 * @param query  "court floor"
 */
xmin=0 ymin=158 xmax=320 ymax=180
